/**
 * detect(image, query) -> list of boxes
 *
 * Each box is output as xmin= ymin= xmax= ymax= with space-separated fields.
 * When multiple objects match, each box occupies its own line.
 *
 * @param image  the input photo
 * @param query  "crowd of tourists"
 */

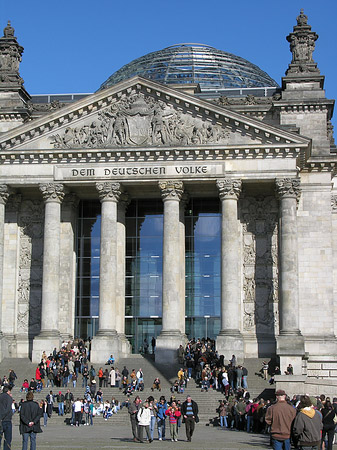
xmin=128 ymin=394 xmax=199 ymax=443
xmin=174 ymin=338 xmax=249 ymax=397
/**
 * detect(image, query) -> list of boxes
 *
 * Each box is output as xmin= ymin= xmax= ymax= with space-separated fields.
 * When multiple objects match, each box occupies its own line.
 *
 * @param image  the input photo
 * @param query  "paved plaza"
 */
xmin=8 ymin=420 xmax=271 ymax=450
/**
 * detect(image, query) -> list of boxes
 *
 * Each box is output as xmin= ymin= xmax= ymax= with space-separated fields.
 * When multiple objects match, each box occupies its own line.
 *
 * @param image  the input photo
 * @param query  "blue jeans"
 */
xmin=242 ymin=376 xmax=248 ymax=389
xmin=0 ymin=421 xmax=12 ymax=450
xmin=220 ymin=416 xmax=227 ymax=428
xmin=150 ymin=415 xmax=156 ymax=440
xmin=43 ymin=412 xmax=48 ymax=426
xmin=58 ymin=402 xmax=64 ymax=415
xmin=22 ymin=432 xmax=37 ymax=450
xmin=246 ymin=415 xmax=252 ymax=432
xmin=157 ymin=417 xmax=166 ymax=439
xmin=273 ymin=438 xmax=291 ymax=450
xmin=188 ymin=368 xmax=192 ymax=378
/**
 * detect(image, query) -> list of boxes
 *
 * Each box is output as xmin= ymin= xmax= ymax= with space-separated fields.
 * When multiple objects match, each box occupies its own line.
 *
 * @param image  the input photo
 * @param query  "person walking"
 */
xmin=181 ymin=395 xmax=199 ymax=442
xmin=19 ymin=391 xmax=43 ymax=450
xmin=293 ymin=395 xmax=322 ymax=450
xmin=0 ymin=386 xmax=13 ymax=450
xmin=265 ymin=389 xmax=296 ymax=450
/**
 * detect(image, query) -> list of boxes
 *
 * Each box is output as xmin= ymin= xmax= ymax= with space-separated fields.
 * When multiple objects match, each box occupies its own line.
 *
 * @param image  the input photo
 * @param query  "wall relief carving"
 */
xmin=50 ymin=92 xmax=231 ymax=149
xmin=17 ymin=200 xmax=43 ymax=335
xmin=240 ymin=196 xmax=279 ymax=334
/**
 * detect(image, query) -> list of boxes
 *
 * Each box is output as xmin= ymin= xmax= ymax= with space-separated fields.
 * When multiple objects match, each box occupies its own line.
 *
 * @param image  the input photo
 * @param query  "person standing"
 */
xmin=181 ymin=395 xmax=199 ymax=442
xmin=137 ymin=401 xmax=152 ymax=443
xmin=64 ymin=389 xmax=73 ymax=415
xmin=320 ymin=399 xmax=335 ymax=450
xmin=293 ymin=395 xmax=322 ymax=450
xmin=19 ymin=391 xmax=43 ymax=450
xmin=56 ymin=391 xmax=65 ymax=416
xmin=128 ymin=396 xmax=141 ymax=442
xmin=165 ymin=401 xmax=181 ymax=442
xmin=0 ymin=386 xmax=13 ymax=450
xmin=265 ymin=389 xmax=296 ymax=450
xmin=45 ymin=391 xmax=54 ymax=418
xmin=155 ymin=396 xmax=167 ymax=441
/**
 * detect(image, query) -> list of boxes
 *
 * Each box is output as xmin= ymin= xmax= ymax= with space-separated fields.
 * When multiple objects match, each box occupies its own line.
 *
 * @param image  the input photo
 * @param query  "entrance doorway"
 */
xmin=125 ymin=317 xmax=162 ymax=354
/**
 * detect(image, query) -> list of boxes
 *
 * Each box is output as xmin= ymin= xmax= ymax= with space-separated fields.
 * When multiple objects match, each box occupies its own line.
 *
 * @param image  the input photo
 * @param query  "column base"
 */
xmin=32 ymin=332 xmax=61 ymax=363
xmin=216 ymin=331 xmax=244 ymax=364
xmin=118 ymin=333 xmax=132 ymax=357
xmin=155 ymin=331 xmax=187 ymax=365
xmin=90 ymin=333 xmax=120 ymax=364
xmin=277 ymin=334 xmax=305 ymax=375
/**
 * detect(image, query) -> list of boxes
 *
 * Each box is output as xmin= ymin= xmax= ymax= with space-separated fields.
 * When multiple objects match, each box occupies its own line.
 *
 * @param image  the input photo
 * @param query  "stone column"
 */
xmin=0 ymin=185 xmax=11 ymax=361
xmin=276 ymin=178 xmax=304 ymax=375
xmin=179 ymin=193 xmax=189 ymax=335
xmin=216 ymin=179 xmax=244 ymax=363
xmin=32 ymin=183 xmax=65 ymax=362
xmin=116 ymin=192 xmax=131 ymax=356
xmin=59 ymin=193 xmax=79 ymax=340
xmin=90 ymin=182 xmax=121 ymax=363
xmin=156 ymin=180 xmax=186 ymax=364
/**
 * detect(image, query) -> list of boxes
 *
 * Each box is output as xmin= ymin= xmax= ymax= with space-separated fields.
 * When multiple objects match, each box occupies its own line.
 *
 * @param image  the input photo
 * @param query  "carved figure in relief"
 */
xmin=50 ymin=91 xmax=231 ymax=149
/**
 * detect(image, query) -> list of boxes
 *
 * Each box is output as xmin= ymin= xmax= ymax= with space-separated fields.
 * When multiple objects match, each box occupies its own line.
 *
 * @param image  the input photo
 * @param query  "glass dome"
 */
xmin=99 ymin=43 xmax=279 ymax=91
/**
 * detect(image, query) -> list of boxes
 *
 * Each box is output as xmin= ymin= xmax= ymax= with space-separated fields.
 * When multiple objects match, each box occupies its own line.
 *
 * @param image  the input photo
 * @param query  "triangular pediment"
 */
xmin=0 ymin=76 xmax=310 ymax=153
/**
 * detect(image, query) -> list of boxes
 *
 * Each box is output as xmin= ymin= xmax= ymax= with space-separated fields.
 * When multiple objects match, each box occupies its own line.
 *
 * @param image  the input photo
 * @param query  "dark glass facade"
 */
xmin=75 ymin=198 xmax=221 ymax=349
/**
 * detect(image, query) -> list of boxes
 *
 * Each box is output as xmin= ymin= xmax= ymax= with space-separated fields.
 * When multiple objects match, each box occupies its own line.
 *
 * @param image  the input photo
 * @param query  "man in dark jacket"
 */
xmin=0 ymin=386 xmax=13 ymax=450
xmin=128 ymin=396 xmax=141 ymax=442
xmin=20 ymin=390 xmax=43 ymax=450
xmin=293 ymin=395 xmax=322 ymax=450
xmin=181 ymin=395 xmax=199 ymax=442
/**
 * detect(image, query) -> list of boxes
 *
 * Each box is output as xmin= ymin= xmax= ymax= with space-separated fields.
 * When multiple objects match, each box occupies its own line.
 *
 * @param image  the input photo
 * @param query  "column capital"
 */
xmin=96 ymin=182 xmax=122 ymax=202
xmin=216 ymin=179 xmax=242 ymax=200
xmin=0 ymin=184 xmax=13 ymax=205
xmin=118 ymin=191 xmax=130 ymax=211
xmin=275 ymin=178 xmax=301 ymax=201
xmin=63 ymin=193 xmax=80 ymax=211
xmin=39 ymin=183 xmax=66 ymax=203
xmin=158 ymin=180 xmax=184 ymax=201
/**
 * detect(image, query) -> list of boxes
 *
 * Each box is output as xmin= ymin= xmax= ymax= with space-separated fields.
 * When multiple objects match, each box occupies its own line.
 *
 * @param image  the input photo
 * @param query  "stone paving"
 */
xmin=8 ymin=420 xmax=271 ymax=450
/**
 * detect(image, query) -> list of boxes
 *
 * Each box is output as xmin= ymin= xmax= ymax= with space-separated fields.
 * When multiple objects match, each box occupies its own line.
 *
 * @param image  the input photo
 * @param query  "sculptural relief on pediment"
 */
xmin=49 ymin=92 xmax=260 ymax=149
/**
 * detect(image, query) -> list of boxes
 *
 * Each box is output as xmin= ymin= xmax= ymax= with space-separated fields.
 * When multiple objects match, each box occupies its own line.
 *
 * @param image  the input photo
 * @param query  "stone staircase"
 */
xmin=0 ymin=355 xmax=275 ymax=426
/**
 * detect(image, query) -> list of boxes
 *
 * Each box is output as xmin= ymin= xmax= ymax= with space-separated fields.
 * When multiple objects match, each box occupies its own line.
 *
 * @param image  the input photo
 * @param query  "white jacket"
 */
xmin=137 ymin=407 xmax=151 ymax=426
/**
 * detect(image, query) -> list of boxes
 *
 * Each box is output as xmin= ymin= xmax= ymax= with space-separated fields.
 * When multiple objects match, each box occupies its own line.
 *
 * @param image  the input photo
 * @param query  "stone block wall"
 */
xmin=297 ymin=172 xmax=335 ymax=351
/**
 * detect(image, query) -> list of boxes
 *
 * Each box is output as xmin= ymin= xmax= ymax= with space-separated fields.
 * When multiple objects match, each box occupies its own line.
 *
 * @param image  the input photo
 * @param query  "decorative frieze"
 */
xmin=240 ymin=196 xmax=279 ymax=334
xmin=17 ymin=200 xmax=44 ymax=334
xmin=158 ymin=180 xmax=184 ymax=201
xmin=50 ymin=92 xmax=231 ymax=149
xmin=331 ymin=195 xmax=337 ymax=213
xmin=216 ymin=179 xmax=242 ymax=200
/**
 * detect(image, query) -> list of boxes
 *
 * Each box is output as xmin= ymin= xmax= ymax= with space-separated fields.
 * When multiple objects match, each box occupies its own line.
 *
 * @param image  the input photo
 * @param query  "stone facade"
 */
xmin=0 ymin=12 xmax=336 ymax=382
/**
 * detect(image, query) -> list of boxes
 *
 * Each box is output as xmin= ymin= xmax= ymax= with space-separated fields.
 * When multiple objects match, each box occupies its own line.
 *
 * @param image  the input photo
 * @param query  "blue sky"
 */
xmin=2 ymin=0 xmax=337 ymax=129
